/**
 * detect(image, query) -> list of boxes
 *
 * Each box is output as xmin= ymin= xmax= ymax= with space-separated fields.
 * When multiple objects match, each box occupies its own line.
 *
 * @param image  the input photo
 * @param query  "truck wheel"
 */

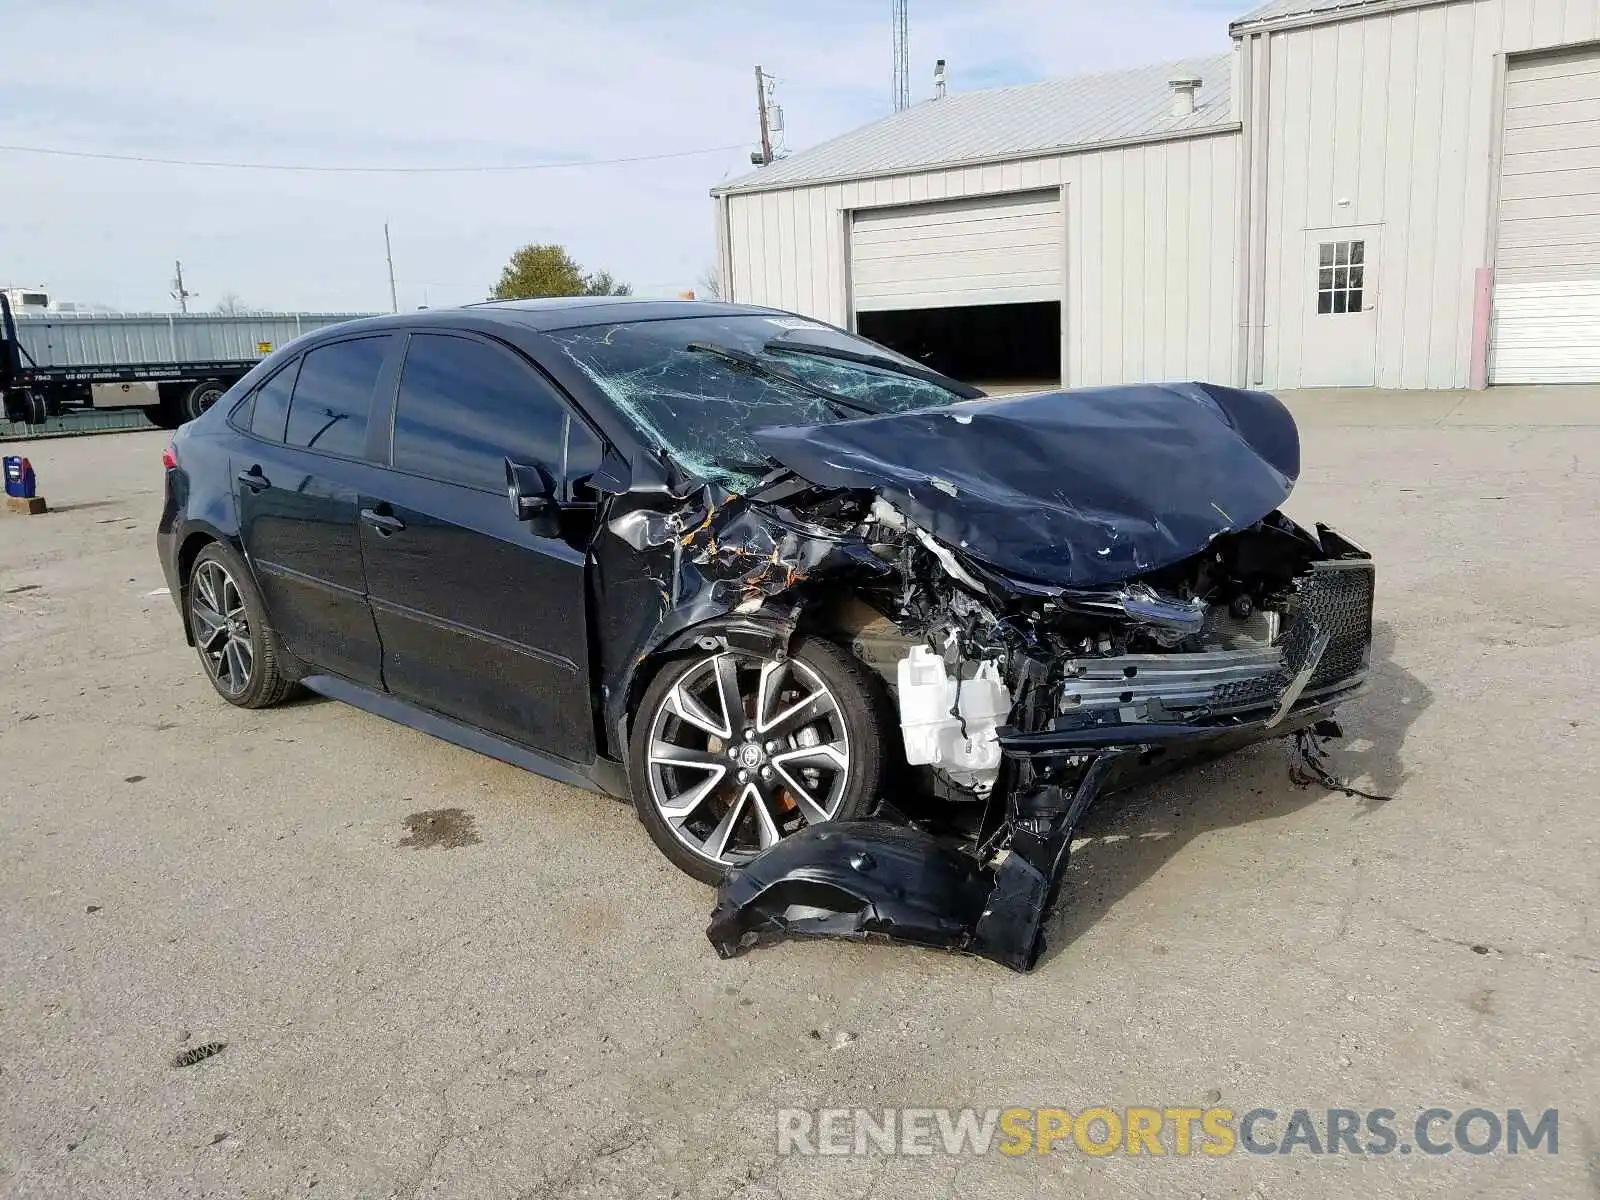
xmin=180 ymin=381 xmax=225 ymax=423
xmin=143 ymin=403 xmax=182 ymax=429
xmin=15 ymin=391 xmax=48 ymax=426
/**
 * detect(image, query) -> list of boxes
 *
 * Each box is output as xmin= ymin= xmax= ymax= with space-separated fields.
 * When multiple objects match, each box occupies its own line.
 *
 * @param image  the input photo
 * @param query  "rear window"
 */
xmin=248 ymin=360 xmax=301 ymax=442
xmin=284 ymin=336 xmax=389 ymax=458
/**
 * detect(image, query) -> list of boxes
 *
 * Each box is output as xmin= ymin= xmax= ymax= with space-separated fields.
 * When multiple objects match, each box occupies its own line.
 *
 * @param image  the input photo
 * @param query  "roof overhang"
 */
xmin=710 ymin=122 xmax=1242 ymax=199
xmin=1229 ymin=0 xmax=1462 ymax=35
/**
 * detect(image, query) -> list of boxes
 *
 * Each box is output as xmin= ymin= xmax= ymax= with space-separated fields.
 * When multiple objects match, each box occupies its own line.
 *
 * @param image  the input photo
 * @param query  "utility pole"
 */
xmin=384 ymin=222 xmax=398 ymax=313
xmin=892 ymin=0 xmax=910 ymax=112
xmin=754 ymin=66 xmax=773 ymax=166
xmin=170 ymin=260 xmax=195 ymax=314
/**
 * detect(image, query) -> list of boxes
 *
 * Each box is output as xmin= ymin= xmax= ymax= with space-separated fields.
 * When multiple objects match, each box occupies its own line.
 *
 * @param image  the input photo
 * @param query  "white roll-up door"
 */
xmin=1490 ymin=46 xmax=1600 ymax=384
xmin=850 ymin=191 xmax=1064 ymax=313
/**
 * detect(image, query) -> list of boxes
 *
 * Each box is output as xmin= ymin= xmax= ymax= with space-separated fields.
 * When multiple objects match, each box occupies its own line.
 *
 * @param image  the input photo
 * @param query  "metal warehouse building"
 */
xmin=712 ymin=0 xmax=1600 ymax=390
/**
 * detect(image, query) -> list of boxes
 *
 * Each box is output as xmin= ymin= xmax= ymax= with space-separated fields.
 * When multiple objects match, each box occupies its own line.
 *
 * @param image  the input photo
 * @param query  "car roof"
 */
xmin=322 ymin=297 xmax=785 ymax=336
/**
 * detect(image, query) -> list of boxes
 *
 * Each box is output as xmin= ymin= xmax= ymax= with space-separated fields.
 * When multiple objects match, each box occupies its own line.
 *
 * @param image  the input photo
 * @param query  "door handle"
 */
xmin=236 ymin=466 xmax=270 ymax=492
xmin=360 ymin=507 xmax=406 ymax=536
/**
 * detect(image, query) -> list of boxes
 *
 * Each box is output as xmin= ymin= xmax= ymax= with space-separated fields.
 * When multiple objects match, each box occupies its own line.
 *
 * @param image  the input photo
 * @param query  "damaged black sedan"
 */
xmin=157 ymin=298 xmax=1372 ymax=971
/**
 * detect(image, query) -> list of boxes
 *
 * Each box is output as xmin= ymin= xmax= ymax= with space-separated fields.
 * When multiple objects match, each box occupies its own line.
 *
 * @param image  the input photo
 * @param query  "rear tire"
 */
xmin=628 ymin=636 xmax=885 ymax=884
xmin=187 ymin=542 xmax=297 ymax=709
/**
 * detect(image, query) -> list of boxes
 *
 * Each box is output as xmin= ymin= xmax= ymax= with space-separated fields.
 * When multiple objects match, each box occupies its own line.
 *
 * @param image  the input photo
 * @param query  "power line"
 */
xmin=0 ymin=141 xmax=749 ymax=174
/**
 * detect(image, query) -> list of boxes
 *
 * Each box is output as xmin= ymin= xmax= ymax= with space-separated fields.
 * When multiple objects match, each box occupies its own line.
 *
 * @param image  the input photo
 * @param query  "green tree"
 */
xmin=491 ymin=243 xmax=633 ymax=299
xmin=581 ymin=269 xmax=632 ymax=297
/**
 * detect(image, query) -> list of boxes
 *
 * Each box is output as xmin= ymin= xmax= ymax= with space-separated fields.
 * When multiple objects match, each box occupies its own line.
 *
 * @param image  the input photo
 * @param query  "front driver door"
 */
xmin=233 ymin=335 xmax=395 ymax=687
xmin=359 ymin=331 xmax=600 ymax=764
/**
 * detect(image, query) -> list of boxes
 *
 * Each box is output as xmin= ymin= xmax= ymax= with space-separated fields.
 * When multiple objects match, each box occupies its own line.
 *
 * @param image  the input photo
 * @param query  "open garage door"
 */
xmin=850 ymin=191 xmax=1064 ymax=387
xmin=1490 ymin=46 xmax=1600 ymax=384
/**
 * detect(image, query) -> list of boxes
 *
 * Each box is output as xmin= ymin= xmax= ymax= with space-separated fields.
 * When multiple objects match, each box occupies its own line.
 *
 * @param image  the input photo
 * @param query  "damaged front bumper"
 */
xmin=707 ymin=674 xmax=1360 ymax=973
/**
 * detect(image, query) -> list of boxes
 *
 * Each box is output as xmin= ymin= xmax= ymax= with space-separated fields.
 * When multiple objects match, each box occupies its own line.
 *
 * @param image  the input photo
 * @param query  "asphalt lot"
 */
xmin=1 ymin=389 xmax=1597 ymax=1199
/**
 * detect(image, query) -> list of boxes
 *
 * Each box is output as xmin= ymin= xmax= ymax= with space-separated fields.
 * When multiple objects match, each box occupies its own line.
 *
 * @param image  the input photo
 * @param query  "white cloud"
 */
xmin=1 ymin=0 xmax=1235 ymax=313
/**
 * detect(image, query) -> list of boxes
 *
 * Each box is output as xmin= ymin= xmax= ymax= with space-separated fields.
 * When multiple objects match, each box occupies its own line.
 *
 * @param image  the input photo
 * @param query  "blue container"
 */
xmin=3 ymin=455 xmax=36 ymax=499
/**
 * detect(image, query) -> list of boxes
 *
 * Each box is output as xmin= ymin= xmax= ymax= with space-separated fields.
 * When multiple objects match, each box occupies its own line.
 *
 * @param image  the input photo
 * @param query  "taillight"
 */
xmin=161 ymin=445 xmax=178 ymax=471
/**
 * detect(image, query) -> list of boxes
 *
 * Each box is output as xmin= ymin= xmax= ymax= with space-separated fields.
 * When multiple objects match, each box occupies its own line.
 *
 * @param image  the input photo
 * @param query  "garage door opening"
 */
xmin=855 ymin=301 xmax=1061 ymax=391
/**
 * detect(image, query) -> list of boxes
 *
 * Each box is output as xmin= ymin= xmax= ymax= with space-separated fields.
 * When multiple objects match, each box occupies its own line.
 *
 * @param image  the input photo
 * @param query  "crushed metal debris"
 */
xmin=171 ymin=1042 xmax=226 ymax=1068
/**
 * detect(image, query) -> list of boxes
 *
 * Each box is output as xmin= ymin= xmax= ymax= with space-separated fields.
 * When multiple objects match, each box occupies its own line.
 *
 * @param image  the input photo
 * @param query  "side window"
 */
xmin=248 ymin=358 xmax=301 ymax=442
xmin=392 ymin=333 xmax=571 ymax=493
xmin=284 ymin=336 xmax=389 ymax=458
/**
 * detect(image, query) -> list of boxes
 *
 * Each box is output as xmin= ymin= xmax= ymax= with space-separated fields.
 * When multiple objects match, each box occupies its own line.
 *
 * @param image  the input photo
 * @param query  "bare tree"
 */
xmin=696 ymin=265 xmax=723 ymax=300
xmin=214 ymin=293 xmax=247 ymax=315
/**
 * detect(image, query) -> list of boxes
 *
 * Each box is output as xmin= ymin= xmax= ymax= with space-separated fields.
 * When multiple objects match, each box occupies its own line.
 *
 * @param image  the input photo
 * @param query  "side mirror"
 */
xmin=505 ymin=459 xmax=556 ymax=523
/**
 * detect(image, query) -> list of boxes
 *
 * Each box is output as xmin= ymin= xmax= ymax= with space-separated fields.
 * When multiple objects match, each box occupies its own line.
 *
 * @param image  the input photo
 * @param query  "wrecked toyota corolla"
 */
xmin=158 ymin=299 xmax=1372 ymax=973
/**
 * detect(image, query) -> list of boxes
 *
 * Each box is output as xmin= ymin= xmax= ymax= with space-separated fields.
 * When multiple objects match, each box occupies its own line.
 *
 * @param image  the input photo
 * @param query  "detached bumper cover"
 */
xmin=707 ymin=693 xmax=1351 ymax=972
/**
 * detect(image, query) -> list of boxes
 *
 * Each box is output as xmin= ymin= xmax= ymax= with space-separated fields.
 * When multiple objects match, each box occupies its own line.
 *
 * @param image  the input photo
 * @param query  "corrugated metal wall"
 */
xmin=720 ymin=131 xmax=1240 ymax=388
xmin=1246 ymin=0 xmax=1600 ymax=389
xmin=12 ymin=312 xmax=367 ymax=370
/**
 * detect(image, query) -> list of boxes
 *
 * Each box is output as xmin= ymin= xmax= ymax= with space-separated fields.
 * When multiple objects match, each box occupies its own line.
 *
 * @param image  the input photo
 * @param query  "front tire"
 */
xmin=628 ymin=637 xmax=885 ymax=884
xmin=187 ymin=542 xmax=296 ymax=708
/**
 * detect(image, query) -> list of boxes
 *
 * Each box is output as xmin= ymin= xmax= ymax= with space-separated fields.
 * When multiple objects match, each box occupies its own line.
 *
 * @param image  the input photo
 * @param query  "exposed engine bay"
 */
xmin=590 ymin=381 xmax=1374 ymax=971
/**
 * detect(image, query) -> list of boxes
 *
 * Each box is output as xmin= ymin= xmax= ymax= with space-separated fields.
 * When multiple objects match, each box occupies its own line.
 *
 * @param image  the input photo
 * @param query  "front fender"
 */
xmin=607 ymin=606 xmax=803 ymax=768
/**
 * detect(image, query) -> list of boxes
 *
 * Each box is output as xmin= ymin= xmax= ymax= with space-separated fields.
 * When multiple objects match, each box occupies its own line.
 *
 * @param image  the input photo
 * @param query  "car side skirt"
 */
xmin=299 ymin=673 xmax=630 ymax=799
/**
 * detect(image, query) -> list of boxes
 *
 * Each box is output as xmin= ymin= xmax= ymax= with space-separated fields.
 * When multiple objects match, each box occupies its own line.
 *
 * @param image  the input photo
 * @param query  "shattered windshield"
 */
xmin=546 ymin=314 xmax=967 ymax=489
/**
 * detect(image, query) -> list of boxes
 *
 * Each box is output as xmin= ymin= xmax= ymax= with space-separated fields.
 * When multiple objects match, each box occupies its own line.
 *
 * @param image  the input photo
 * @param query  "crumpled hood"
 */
xmin=752 ymin=381 xmax=1300 ymax=589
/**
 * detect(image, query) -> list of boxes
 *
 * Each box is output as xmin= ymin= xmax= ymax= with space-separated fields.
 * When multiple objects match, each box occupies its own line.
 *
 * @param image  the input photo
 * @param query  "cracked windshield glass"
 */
xmin=547 ymin=314 xmax=968 ymax=488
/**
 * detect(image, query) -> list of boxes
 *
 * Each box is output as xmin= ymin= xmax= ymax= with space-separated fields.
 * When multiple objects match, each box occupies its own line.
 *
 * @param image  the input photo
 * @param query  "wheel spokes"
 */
xmin=194 ymin=564 xmax=220 ymax=613
xmin=759 ymin=689 xmax=833 ymax=739
xmin=702 ymin=783 xmax=753 ymax=860
xmin=710 ymin=654 xmax=744 ymax=739
xmin=647 ymin=652 xmax=852 ymax=867
xmin=192 ymin=600 xmax=227 ymax=649
xmin=666 ymin=677 xmax=731 ymax=740
xmin=658 ymin=765 xmax=727 ymax=821
xmin=191 ymin=560 xmax=253 ymax=695
xmin=770 ymin=741 xmax=848 ymax=826
xmin=223 ymin=638 xmax=250 ymax=692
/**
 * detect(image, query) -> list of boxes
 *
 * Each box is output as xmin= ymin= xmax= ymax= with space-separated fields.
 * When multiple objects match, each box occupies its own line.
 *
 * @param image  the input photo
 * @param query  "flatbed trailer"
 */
xmin=0 ymin=294 xmax=373 ymax=428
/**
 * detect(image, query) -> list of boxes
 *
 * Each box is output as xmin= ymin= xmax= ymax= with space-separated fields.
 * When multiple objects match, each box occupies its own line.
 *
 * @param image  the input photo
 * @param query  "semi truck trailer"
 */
xmin=1 ymin=291 xmax=373 ymax=428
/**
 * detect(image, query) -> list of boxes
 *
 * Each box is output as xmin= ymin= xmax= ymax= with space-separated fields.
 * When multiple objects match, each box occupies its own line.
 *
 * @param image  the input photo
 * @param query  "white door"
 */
xmin=1299 ymin=232 xmax=1378 ymax=387
xmin=849 ymin=191 xmax=1064 ymax=313
xmin=1490 ymin=46 xmax=1600 ymax=384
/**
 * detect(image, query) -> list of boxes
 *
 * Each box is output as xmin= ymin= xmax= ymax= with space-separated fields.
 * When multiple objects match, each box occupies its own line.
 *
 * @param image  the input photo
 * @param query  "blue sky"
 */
xmin=1 ymin=0 xmax=1239 ymax=313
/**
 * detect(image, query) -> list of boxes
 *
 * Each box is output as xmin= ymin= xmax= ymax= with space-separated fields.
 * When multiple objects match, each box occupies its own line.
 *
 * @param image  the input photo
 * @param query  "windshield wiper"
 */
xmin=762 ymin=340 xmax=985 ymax=399
xmin=685 ymin=341 xmax=878 ymax=416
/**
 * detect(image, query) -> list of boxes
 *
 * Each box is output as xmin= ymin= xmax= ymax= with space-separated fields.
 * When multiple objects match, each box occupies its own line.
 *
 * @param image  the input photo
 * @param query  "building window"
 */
xmin=1316 ymin=240 xmax=1365 ymax=314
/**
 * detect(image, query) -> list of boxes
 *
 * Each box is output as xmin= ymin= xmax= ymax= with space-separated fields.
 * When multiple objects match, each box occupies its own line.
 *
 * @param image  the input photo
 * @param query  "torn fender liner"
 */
xmin=708 ymin=753 xmax=1130 ymax=972
xmin=705 ymin=821 xmax=1071 ymax=972
xmin=752 ymin=382 xmax=1300 ymax=589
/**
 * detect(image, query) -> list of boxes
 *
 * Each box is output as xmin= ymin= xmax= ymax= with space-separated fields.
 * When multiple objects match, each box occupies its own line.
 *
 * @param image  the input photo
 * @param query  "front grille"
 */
xmin=1209 ymin=670 xmax=1288 ymax=709
xmin=1201 ymin=561 xmax=1372 ymax=712
xmin=1284 ymin=562 xmax=1374 ymax=690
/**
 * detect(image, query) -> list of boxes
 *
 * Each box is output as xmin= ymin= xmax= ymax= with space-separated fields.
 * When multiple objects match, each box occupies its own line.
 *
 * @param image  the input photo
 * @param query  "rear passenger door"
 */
xmin=359 ymin=331 xmax=601 ymax=764
xmin=233 ymin=334 xmax=397 ymax=687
